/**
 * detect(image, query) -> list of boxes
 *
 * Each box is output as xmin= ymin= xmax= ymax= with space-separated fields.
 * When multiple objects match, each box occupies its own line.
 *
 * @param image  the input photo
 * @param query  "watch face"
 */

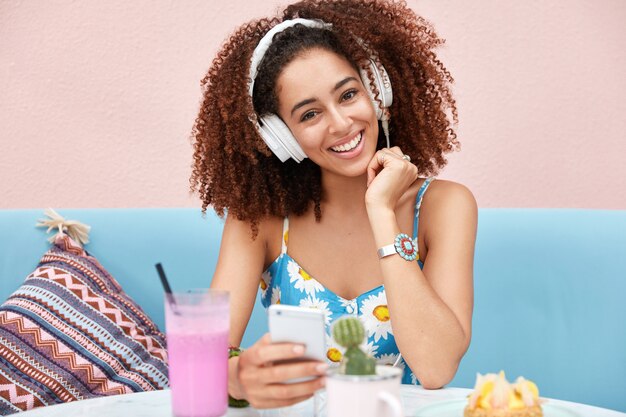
xmin=394 ymin=233 xmax=418 ymax=261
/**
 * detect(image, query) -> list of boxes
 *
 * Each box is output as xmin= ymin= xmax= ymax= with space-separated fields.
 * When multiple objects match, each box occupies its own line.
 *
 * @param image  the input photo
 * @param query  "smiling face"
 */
xmin=276 ymin=48 xmax=378 ymax=178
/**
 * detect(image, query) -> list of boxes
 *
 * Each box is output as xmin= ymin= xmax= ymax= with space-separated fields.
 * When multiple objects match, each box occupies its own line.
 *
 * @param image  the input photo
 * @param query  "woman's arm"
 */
xmin=210 ymin=215 xmax=267 ymax=347
xmin=369 ymin=181 xmax=476 ymax=388
xmin=211 ymin=216 xmax=327 ymax=407
xmin=210 ymin=216 xmax=266 ymax=401
xmin=365 ymin=148 xmax=476 ymax=388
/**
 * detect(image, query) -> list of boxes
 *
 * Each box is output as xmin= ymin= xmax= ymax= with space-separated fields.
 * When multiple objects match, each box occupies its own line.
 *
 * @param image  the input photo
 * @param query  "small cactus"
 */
xmin=331 ymin=317 xmax=376 ymax=375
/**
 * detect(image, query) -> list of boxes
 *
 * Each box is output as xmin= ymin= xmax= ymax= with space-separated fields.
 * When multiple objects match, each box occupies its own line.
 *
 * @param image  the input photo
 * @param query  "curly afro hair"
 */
xmin=190 ymin=0 xmax=458 ymax=234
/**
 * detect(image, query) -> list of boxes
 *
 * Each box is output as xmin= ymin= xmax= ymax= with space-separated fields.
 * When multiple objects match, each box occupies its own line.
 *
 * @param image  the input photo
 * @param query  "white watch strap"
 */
xmin=377 ymin=244 xmax=397 ymax=259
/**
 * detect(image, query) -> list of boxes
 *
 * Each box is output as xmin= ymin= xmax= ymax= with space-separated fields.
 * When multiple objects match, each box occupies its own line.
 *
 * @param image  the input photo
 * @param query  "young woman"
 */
xmin=190 ymin=0 xmax=477 ymax=409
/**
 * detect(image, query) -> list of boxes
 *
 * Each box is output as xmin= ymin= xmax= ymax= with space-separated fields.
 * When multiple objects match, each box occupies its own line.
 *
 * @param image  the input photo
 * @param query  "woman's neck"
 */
xmin=320 ymin=172 xmax=369 ymax=213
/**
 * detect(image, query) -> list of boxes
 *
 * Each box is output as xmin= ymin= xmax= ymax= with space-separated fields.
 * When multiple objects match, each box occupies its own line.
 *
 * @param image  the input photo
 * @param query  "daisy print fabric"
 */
xmin=287 ymin=260 xmax=325 ymax=297
xmin=262 ymin=256 xmax=417 ymax=384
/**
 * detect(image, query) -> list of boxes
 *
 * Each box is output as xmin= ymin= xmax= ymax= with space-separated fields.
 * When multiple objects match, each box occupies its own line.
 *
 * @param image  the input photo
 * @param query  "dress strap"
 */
xmin=281 ymin=217 xmax=289 ymax=254
xmin=412 ymin=177 xmax=434 ymax=240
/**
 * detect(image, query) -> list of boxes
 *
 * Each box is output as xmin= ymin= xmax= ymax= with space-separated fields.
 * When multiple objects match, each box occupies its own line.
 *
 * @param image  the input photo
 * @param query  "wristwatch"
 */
xmin=377 ymin=233 xmax=418 ymax=261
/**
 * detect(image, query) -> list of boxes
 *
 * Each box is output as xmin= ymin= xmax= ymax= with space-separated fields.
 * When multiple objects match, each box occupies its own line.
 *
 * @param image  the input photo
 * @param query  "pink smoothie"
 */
xmin=168 ymin=330 xmax=229 ymax=417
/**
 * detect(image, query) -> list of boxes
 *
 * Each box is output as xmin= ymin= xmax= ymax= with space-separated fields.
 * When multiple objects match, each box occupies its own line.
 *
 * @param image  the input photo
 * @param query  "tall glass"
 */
xmin=165 ymin=289 xmax=230 ymax=417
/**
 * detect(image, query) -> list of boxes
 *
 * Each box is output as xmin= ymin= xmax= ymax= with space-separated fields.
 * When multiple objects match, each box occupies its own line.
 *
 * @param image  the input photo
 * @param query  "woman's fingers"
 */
xmin=247 ymin=376 xmax=325 ymax=409
xmin=367 ymin=147 xmax=413 ymax=186
xmin=243 ymin=334 xmax=306 ymax=366
xmin=265 ymin=376 xmax=325 ymax=401
xmin=236 ymin=332 xmax=328 ymax=408
xmin=387 ymin=146 xmax=405 ymax=158
xmin=260 ymin=360 xmax=328 ymax=384
xmin=366 ymin=151 xmax=384 ymax=186
xmin=366 ymin=149 xmax=393 ymax=185
xmin=240 ymin=355 xmax=327 ymax=408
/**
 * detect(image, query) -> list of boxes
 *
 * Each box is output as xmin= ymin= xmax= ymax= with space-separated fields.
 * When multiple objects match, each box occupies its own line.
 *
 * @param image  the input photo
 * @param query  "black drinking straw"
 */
xmin=156 ymin=262 xmax=179 ymax=313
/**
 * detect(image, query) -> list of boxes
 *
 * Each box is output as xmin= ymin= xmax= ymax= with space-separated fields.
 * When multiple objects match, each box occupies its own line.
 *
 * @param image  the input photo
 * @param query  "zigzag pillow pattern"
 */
xmin=0 ymin=233 xmax=168 ymax=415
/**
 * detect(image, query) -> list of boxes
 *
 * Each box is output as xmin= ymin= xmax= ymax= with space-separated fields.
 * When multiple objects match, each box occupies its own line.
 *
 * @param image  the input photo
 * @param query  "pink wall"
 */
xmin=1 ymin=1 xmax=624 ymax=209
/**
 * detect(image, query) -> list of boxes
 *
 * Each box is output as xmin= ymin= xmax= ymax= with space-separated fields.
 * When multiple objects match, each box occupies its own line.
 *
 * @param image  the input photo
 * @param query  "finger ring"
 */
xmin=380 ymin=153 xmax=386 ymax=164
xmin=402 ymin=154 xmax=411 ymax=162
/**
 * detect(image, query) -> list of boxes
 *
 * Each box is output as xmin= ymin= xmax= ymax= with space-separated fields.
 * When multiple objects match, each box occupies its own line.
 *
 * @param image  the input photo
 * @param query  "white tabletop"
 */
xmin=18 ymin=386 xmax=625 ymax=417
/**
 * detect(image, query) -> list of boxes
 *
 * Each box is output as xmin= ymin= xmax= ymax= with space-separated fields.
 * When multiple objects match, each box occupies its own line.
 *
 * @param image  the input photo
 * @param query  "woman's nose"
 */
xmin=326 ymin=106 xmax=351 ymax=134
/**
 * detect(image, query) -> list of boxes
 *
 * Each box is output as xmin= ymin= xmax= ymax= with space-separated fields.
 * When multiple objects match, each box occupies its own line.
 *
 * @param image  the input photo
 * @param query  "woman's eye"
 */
xmin=341 ymin=89 xmax=358 ymax=101
xmin=301 ymin=111 xmax=317 ymax=122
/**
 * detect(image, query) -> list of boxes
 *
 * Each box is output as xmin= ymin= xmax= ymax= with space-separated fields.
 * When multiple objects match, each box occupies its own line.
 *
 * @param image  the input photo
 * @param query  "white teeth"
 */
xmin=331 ymin=133 xmax=362 ymax=152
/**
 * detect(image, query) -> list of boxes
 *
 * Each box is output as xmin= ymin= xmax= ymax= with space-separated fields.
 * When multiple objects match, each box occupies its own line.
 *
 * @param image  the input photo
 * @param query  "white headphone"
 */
xmin=248 ymin=18 xmax=393 ymax=163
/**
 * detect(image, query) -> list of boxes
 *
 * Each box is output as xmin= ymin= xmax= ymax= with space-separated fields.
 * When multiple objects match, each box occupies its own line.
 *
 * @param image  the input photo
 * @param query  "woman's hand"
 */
xmin=365 ymin=146 xmax=418 ymax=212
xmin=232 ymin=334 xmax=327 ymax=409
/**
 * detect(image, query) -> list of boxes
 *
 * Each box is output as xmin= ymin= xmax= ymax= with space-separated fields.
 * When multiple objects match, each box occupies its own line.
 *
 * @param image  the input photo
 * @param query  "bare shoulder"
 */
xmin=423 ymin=179 xmax=477 ymax=213
xmin=257 ymin=215 xmax=284 ymax=250
xmin=223 ymin=214 xmax=282 ymax=246
xmin=420 ymin=179 xmax=477 ymax=242
xmin=222 ymin=214 xmax=283 ymax=268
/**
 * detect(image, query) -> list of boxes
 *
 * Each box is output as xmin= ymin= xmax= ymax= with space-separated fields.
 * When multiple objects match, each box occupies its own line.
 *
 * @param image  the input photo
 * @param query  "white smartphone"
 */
xmin=268 ymin=304 xmax=327 ymax=364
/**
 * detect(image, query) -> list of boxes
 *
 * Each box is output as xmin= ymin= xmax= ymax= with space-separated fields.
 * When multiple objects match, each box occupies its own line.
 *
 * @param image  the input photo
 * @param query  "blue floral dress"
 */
xmin=260 ymin=178 xmax=434 ymax=385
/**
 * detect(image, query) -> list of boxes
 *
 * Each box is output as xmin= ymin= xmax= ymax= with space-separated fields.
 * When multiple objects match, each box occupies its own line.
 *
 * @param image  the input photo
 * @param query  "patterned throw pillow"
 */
xmin=0 ymin=233 xmax=168 ymax=415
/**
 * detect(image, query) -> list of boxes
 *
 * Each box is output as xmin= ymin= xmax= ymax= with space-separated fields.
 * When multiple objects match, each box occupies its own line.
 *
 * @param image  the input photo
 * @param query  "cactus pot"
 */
xmin=325 ymin=365 xmax=403 ymax=417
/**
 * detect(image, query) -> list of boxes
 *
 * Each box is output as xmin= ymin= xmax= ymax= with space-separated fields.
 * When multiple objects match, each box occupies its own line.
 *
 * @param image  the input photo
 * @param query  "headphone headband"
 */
xmin=248 ymin=19 xmax=333 ymax=98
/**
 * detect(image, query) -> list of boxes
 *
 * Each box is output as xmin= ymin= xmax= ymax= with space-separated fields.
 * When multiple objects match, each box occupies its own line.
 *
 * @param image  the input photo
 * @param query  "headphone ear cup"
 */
xmin=258 ymin=114 xmax=307 ymax=162
xmin=360 ymin=59 xmax=393 ymax=120
xmin=257 ymin=116 xmax=290 ymax=162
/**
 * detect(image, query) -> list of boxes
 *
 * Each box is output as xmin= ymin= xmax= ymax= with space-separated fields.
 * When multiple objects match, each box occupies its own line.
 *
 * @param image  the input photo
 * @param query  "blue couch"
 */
xmin=1 ymin=208 xmax=624 ymax=411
